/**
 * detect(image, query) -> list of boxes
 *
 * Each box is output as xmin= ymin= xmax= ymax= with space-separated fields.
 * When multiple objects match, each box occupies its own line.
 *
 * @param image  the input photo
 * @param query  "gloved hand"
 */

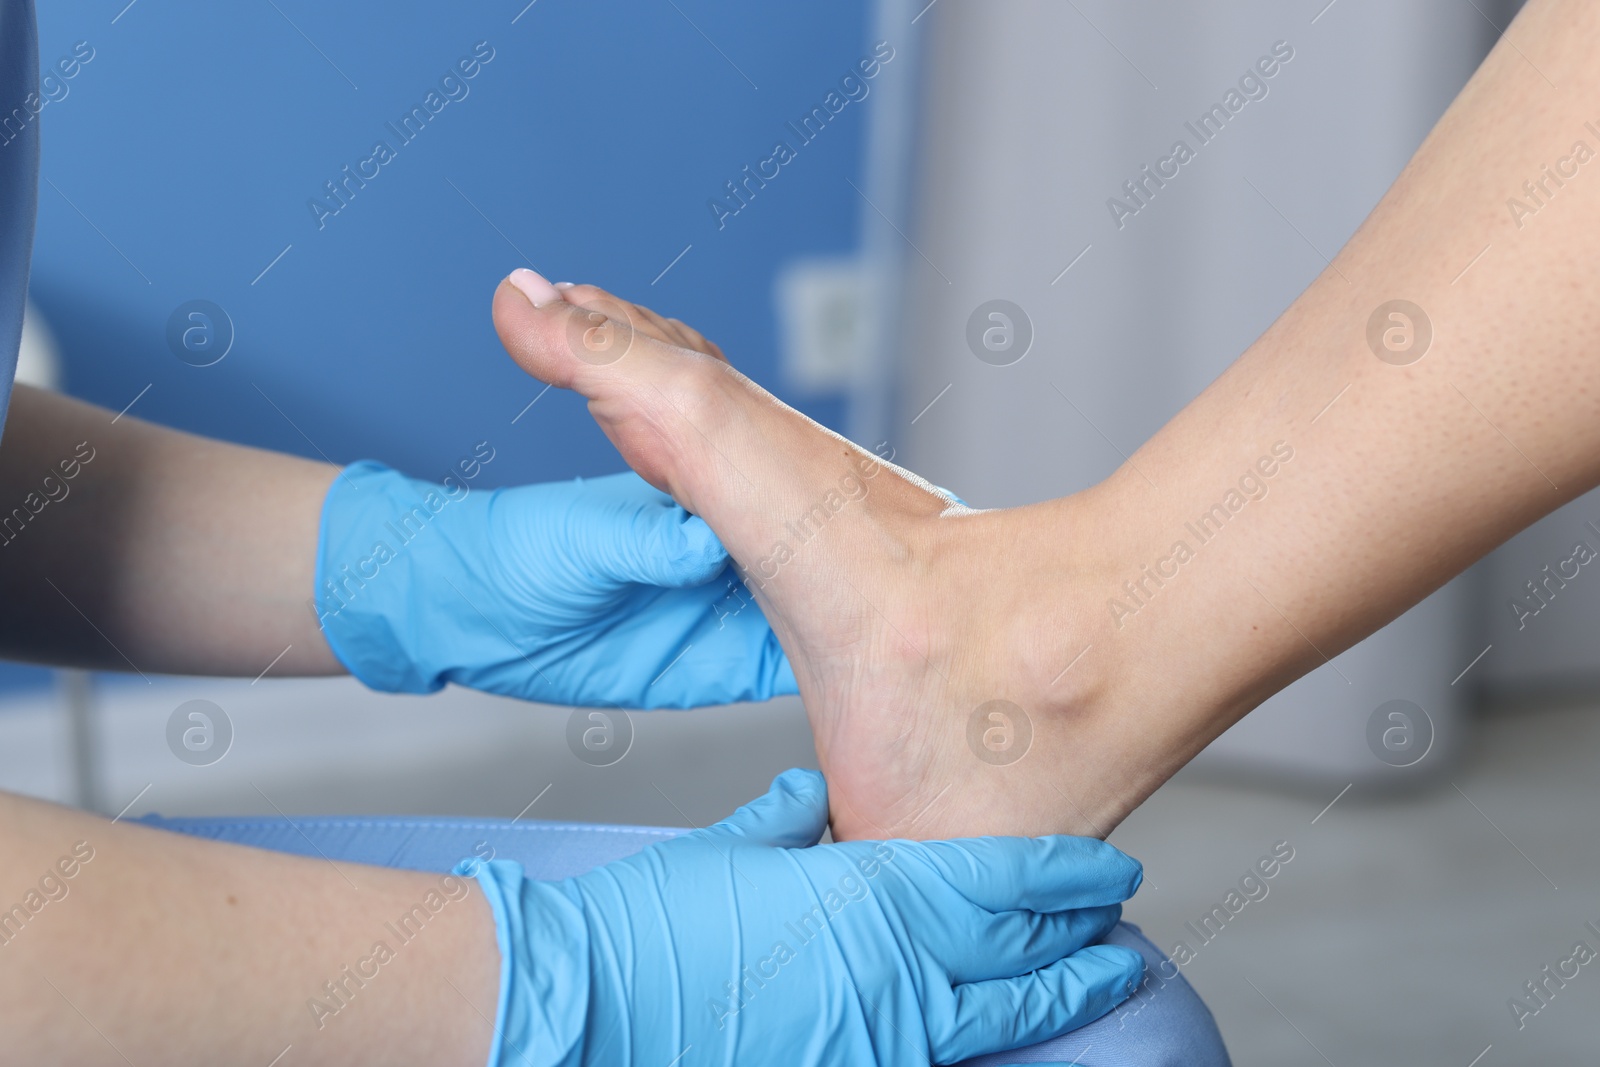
xmin=315 ymin=461 xmax=794 ymax=708
xmin=460 ymin=769 xmax=1146 ymax=1067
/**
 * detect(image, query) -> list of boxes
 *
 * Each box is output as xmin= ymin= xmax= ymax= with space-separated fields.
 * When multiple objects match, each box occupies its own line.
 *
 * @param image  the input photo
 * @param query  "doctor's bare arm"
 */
xmin=0 ymin=785 xmax=498 ymax=1066
xmin=0 ymin=385 xmax=344 ymax=677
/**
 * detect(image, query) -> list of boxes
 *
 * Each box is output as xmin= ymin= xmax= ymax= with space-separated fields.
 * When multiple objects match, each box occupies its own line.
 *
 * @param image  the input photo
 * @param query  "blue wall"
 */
xmin=9 ymin=0 xmax=885 ymax=691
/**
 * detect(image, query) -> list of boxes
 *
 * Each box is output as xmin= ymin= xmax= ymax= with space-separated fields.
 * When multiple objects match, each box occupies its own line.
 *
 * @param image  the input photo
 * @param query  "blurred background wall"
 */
xmin=11 ymin=0 xmax=1600 ymax=1063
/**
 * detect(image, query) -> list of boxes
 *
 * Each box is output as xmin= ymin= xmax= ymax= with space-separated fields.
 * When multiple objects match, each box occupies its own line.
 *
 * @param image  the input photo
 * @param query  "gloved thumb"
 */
xmin=701 ymin=769 xmax=829 ymax=849
xmin=586 ymin=481 xmax=729 ymax=589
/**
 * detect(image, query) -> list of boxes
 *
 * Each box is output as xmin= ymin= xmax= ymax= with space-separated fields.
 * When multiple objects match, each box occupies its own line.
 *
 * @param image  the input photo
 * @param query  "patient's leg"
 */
xmin=496 ymin=0 xmax=1600 ymax=843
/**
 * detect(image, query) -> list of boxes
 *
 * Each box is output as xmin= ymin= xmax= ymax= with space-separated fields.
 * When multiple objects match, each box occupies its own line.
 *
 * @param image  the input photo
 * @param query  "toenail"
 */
xmin=507 ymin=267 xmax=562 ymax=307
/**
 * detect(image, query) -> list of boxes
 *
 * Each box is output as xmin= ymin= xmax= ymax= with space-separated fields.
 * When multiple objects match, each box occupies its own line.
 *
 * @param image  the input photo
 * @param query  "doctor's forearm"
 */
xmin=0 ymin=385 xmax=344 ymax=677
xmin=0 ymin=787 xmax=498 ymax=1066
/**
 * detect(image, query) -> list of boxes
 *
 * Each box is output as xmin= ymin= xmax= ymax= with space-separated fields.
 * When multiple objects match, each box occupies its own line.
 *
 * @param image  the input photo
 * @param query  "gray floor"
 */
xmin=5 ymin=678 xmax=1597 ymax=1065
xmin=1114 ymin=696 xmax=1600 ymax=1066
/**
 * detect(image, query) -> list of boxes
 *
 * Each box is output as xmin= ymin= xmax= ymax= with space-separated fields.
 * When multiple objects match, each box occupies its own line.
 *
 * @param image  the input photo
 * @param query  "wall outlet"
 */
xmin=774 ymin=256 xmax=875 ymax=393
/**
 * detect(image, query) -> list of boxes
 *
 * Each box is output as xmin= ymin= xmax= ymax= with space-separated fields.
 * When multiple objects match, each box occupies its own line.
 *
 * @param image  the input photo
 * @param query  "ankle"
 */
xmin=969 ymin=487 xmax=1192 ymax=835
xmin=1036 ymin=478 xmax=1251 ymax=832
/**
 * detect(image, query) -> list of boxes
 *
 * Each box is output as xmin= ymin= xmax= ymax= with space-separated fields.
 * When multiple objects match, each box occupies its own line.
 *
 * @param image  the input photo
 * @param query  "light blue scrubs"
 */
xmin=0 ymin=0 xmax=38 ymax=430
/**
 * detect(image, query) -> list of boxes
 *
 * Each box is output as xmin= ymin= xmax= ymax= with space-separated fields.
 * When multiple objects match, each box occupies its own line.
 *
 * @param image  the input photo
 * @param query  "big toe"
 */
xmin=493 ymin=271 xmax=738 ymax=502
xmin=494 ymin=269 xmax=636 ymax=392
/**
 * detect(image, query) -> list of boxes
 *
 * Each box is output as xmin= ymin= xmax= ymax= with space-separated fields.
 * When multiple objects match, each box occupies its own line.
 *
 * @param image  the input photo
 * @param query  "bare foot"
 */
xmin=493 ymin=270 xmax=1139 ymax=841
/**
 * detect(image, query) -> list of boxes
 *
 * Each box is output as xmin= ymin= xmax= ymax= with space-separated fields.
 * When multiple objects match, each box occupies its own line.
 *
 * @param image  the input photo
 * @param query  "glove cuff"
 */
xmin=315 ymin=460 xmax=483 ymax=693
xmin=458 ymin=858 xmax=590 ymax=1067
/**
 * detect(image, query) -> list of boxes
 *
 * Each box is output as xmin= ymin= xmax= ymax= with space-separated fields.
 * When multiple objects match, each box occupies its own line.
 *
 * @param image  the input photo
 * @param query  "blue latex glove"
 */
xmin=315 ymin=461 xmax=794 ymax=708
xmin=460 ymin=769 xmax=1146 ymax=1066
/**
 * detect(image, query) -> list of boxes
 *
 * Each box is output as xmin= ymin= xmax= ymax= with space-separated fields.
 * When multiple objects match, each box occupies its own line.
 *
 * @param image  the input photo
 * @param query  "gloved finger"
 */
xmin=935 ymin=944 xmax=1145 ymax=1064
xmin=947 ymin=904 xmax=1122 ymax=984
xmin=915 ymin=836 xmax=1143 ymax=913
xmin=637 ymin=616 xmax=796 ymax=710
xmin=576 ymin=479 xmax=730 ymax=589
xmin=701 ymin=572 xmax=798 ymax=700
xmin=770 ymin=650 xmax=798 ymax=697
xmin=698 ymin=768 xmax=829 ymax=849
